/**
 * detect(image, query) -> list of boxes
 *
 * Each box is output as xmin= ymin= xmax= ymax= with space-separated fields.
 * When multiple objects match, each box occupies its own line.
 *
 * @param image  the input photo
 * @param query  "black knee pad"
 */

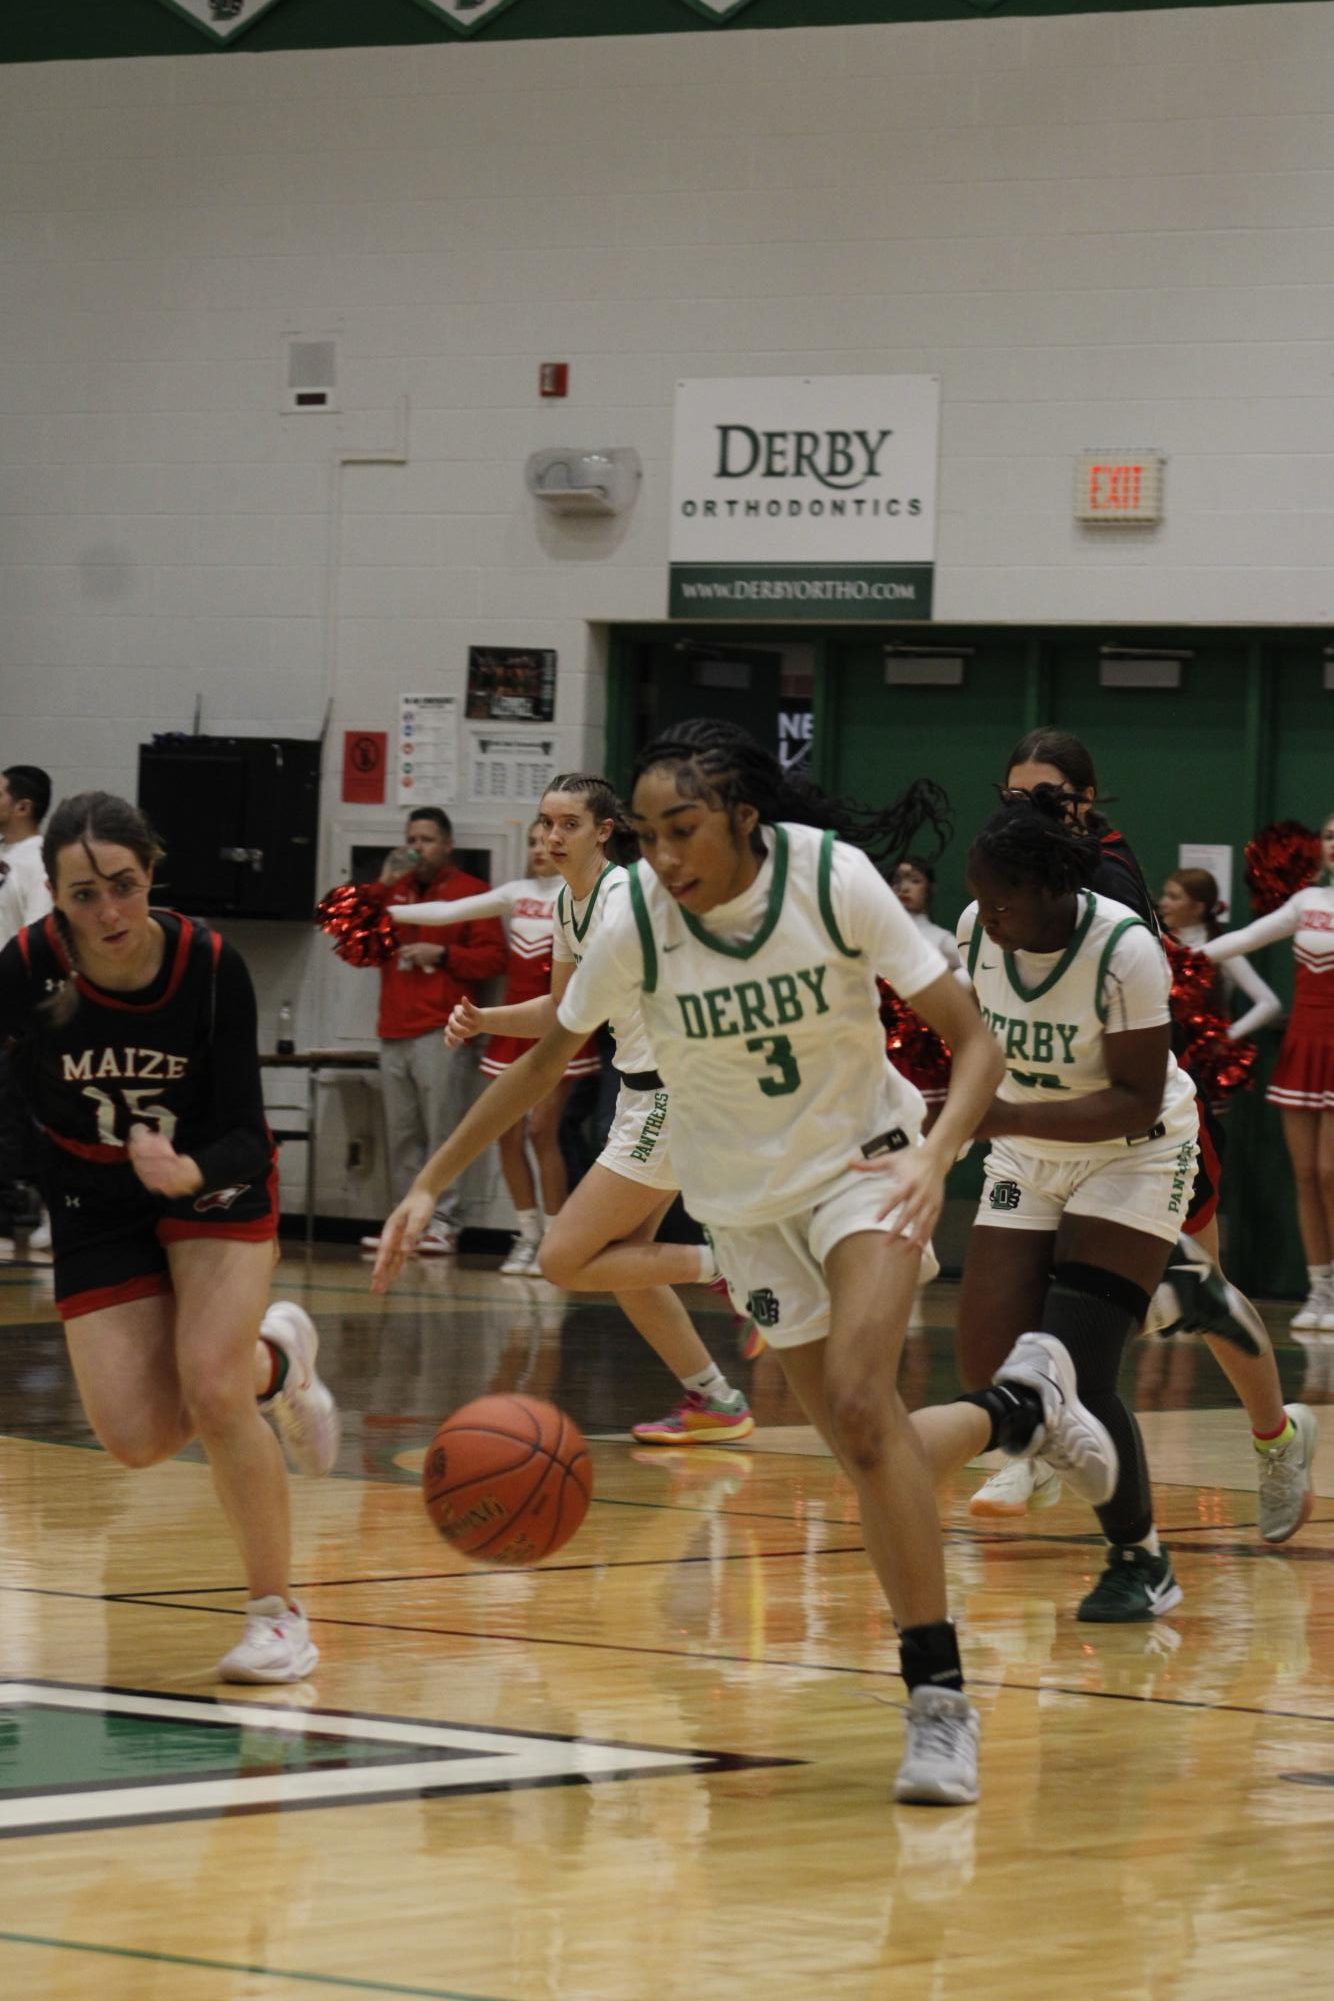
xmin=1043 ymin=1262 xmax=1150 ymax=1395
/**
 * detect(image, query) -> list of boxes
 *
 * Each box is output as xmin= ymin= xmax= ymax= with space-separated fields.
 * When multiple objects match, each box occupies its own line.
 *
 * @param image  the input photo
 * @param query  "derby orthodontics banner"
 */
xmin=669 ymin=375 xmax=939 ymax=621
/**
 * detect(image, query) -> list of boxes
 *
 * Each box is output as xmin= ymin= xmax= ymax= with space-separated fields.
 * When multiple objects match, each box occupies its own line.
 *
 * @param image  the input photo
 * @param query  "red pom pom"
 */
xmin=1162 ymin=936 xmax=1217 ymax=1024
xmin=1177 ymin=1012 xmax=1259 ymax=1106
xmin=315 ymin=882 xmax=399 ymax=967
xmin=1244 ymin=821 xmax=1320 ymax=916
xmin=878 ymin=981 xmax=952 ymax=1097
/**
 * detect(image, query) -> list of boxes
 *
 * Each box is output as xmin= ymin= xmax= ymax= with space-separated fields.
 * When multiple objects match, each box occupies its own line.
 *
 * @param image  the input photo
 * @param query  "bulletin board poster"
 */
xmin=466 ymin=730 xmax=558 ymax=806
xmin=466 ymin=648 xmax=557 ymax=723
xmin=396 ymin=693 xmax=460 ymax=808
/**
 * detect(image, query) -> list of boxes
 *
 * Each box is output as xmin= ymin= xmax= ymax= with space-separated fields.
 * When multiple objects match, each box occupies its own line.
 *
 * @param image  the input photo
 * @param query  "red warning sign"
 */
xmin=342 ymin=730 xmax=387 ymax=805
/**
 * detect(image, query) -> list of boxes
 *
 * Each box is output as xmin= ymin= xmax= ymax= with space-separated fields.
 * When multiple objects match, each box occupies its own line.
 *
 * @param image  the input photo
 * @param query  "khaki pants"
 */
xmin=379 ymin=1031 xmax=492 ymax=1229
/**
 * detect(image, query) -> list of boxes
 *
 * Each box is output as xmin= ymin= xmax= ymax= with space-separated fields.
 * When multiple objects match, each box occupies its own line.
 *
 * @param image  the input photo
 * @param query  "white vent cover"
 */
xmin=284 ymin=338 xmax=338 ymax=413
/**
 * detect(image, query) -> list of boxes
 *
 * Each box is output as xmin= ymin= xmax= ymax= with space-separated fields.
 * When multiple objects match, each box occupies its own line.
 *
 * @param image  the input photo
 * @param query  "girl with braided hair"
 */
xmin=906 ymin=791 xmax=1211 ymax=1620
xmin=374 ymin=719 xmax=1116 ymax=1808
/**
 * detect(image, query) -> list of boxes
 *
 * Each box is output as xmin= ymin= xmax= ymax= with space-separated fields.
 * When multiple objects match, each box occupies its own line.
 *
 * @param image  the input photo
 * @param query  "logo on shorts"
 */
xmin=746 ymin=1287 xmax=781 ymax=1328
xmin=988 ymin=1181 xmax=1022 ymax=1212
xmin=193 ymin=1183 xmax=248 ymax=1214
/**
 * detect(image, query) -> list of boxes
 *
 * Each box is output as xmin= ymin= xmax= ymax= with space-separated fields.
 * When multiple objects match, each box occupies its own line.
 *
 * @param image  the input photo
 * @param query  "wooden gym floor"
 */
xmin=3 ymin=1247 xmax=1334 ymax=2000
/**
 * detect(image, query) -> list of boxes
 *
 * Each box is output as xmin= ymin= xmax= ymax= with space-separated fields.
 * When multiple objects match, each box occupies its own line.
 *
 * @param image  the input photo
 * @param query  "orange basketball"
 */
xmin=421 ymin=1394 xmax=592 ymax=1566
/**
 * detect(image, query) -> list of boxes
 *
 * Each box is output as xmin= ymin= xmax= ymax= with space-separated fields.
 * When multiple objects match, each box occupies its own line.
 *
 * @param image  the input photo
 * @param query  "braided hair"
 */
xmin=631 ymin=718 xmax=952 ymax=869
xmin=542 ymin=772 xmax=638 ymax=865
xmin=969 ymin=788 xmax=1103 ymax=896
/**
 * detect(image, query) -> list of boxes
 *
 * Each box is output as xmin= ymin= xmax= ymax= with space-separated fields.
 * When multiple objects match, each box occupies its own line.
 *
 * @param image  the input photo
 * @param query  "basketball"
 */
xmin=421 ymin=1394 xmax=593 ymax=1566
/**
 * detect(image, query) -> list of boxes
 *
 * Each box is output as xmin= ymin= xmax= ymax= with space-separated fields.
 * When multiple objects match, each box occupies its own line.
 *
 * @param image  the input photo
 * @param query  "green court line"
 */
xmin=0 ymin=1931 xmax=505 ymax=2001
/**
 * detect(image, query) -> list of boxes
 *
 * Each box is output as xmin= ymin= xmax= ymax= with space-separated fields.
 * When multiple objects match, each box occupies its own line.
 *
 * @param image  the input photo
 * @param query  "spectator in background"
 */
xmin=1158 ymin=867 xmax=1281 ymax=1049
xmin=891 ymin=854 xmax=966 ymax=977
xmin=0 ymin=764 xmax=53 ymax=1255
xmin=339 ymin=809 xmax=506 ymax=1257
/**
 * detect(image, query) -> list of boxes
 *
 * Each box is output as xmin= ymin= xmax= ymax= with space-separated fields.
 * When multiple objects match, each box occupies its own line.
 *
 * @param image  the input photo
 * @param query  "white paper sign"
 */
xmin=397 ymin=693 xmax=460 ymax=809
xmin=669 ymin=375 xmax=939 ymax=620
xmin=1177 ymin=843 xmax=1234 ymax=922
xmin=466 ymin=728 xmax=559 ymax=807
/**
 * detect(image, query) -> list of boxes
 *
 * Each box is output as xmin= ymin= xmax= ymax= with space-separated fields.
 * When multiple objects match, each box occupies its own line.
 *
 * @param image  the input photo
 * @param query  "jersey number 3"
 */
xmin=745 ymin=1034 xmax=801 ymax=1098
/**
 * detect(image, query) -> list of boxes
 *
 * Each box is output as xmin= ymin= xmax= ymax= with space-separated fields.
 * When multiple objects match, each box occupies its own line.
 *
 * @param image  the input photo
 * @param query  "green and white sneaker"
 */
xmin=1077 ymin=1544 xmax=1183 ymax=1623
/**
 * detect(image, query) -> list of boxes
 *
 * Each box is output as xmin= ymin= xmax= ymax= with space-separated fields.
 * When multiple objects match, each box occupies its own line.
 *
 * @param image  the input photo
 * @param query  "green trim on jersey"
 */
xmin=966 ymin=919 xmax=985 ymax=979
xmin=627 ymin=865 xmax=658 ymax=996
xmin=568 ymin=863 xmax=616 ymax=943
xmin=680 ymin=824 xmax=789 ymax=961
xmin=816 ymin=829 xmax=860 ymax=959
xmin=1004 ymin=890 xmax=1097 ymax=1003
xmin=1094 ymin=915 xmax=1147 ymax=1024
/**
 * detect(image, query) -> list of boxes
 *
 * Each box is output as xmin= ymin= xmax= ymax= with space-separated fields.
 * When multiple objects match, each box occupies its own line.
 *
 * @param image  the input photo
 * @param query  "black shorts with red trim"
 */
xmin=1183 ymin=1097 xmax=1225 ymax=1238
xmin=41 ymin=1145 xmax=279 ymax=1322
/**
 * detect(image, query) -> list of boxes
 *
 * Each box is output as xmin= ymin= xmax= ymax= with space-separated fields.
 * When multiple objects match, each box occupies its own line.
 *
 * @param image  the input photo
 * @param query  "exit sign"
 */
xmin=1075 ymin=451 xmax=1165 ymax=525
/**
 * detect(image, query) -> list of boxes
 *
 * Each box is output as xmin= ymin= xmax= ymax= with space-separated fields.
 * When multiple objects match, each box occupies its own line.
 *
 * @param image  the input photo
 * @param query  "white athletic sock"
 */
xmin=695 ymin=1241 xmax=719 ymax=1284
xmin=1309 ymin=1263 xmax=1332 ymax=1293
xmin=682 ymin=1363 xmax=729 ymax=1401
xmin=1130 ymin=1527 xmax=1162 ymax=1558
xmin=516 ymin=1208 xmax=542 ymax=1243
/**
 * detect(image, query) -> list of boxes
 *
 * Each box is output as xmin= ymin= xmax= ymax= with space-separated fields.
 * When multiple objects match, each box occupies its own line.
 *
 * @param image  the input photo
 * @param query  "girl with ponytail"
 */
xmin=401 ymin=769 xmax=755 ymax=1446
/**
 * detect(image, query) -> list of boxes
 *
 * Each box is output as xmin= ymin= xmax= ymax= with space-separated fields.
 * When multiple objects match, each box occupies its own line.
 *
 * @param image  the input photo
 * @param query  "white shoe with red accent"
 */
xmin=260 ymin=1301 xmax=341 ymax=1478
xmin=416 ymin=1223 xmax=459 ymax=1256
xmin=218 ymin=1596 xmax=318 ymax=1684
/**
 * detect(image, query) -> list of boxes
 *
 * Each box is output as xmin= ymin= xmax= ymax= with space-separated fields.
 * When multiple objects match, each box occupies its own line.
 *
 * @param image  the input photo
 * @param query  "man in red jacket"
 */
xmin=356 ymin=809 xmax=506 ymax=1255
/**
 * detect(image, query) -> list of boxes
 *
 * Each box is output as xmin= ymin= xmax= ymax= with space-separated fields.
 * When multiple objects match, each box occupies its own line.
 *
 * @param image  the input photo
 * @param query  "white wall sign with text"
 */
xmin=669 ymin=375 xmax=939 ymax=622
xmin=466 ymin=729 xmax=558 ymax=806
xmin=396 ymin=693 xmax=459 ymax=809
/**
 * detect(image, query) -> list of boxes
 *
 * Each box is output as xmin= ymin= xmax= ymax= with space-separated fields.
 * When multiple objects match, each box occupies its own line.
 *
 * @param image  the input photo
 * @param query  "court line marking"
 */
xmin=91 ymin=1600 xmax=1334 ymax=1724
xmin=0 ymin=1931 xmax=504 ymax=1999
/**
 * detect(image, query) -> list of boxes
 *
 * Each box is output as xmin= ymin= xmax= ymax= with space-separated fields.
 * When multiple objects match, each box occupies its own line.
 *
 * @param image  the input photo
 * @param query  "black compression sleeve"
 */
xmin=188 ymin=942 xmax=272 ymax=1193
xmin=0 ymin=938 xmax=31 ymax=1044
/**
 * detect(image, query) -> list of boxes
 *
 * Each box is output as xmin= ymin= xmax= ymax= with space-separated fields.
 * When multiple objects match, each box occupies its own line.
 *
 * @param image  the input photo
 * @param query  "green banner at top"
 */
xmin=151 ymin=0 xmax=292 ymax=42
xmin=408 ymin=0 xmax=527 ymax=34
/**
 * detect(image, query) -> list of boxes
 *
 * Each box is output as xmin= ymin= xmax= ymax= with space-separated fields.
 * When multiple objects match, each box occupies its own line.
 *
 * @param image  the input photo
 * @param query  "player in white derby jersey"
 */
xmin=903 ymin=790 xmax=1207 ymax=1622
xmin=374 ymin=721 xmax=1116 ymax=1807
xmin=431 ymin=772 xmax=754 ymax=1446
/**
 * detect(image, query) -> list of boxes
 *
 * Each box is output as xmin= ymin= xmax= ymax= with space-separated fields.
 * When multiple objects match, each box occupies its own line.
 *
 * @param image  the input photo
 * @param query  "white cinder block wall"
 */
xmin=2 ymin=3 xmax=1333 ymax=1221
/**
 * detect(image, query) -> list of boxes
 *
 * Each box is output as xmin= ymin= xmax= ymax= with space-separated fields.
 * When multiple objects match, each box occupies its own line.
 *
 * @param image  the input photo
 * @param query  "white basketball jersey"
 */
xmin=960 ymin=889 xmax=1196 ymax=1159
xmin=626 ymin=822 xmax=931 ymax=1227
xmin=554 ymin=864 xmax=656 ymax=1075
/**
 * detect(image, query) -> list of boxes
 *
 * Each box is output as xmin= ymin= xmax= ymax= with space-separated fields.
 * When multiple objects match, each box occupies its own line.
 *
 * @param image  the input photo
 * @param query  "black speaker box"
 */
xmin=137 ymin=736 xmax=321 ymax=919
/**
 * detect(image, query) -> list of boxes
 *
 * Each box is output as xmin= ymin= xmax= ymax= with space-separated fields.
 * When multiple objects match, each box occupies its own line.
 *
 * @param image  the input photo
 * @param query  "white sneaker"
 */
xmin=416 ymin=1223 xmax=458 ymax=1256
xmin=218 ymin=1596 xmax=318 ymax=1684
xmin=27 ymin=1215 xmax=52 ymax=1253
xmin=894 ymin=1686 xmax=980 ymax=1806
xmin=1292 ymin=1287 xmax=1331 ymax=1332
xmin=499 ymin=1236 xmax=542 ymax=1277
xmin=1258 ymin=1403 xmax=1319 ymax=1544
xmin=994 ymin=1332 xmax=1119 ymax=1507
xmin=260 ymin=1301 xmax=341 ymax=1477
xmin=969 ymin=1455 xmax=1062 ymax=1518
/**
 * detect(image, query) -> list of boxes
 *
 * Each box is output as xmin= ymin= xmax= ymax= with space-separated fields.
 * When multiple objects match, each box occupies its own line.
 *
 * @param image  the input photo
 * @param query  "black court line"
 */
xmin=87 ymin=1598 xmax=1334 ymax=1729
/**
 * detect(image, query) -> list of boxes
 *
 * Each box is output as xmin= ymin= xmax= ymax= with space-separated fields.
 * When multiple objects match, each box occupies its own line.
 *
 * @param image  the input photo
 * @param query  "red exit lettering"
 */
xmin=1089 ymin=463 xmax=1144 ymax=511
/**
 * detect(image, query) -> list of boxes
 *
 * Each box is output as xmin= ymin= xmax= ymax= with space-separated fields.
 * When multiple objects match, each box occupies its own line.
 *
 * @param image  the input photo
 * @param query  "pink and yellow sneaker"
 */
xmin=631 ymin=1390 xmax=755 ymax=1447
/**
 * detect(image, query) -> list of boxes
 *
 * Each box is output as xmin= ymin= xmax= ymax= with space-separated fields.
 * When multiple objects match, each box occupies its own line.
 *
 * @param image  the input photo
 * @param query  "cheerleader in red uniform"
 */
xmin=1203 ymin=813 xmax=1334 ymax=1331
xmin=390 ymin=821 xmax=599 ymax=1276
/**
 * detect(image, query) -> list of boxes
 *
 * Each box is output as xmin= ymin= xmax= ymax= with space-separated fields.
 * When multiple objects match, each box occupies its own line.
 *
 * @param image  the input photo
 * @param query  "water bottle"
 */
xmin=276 ymin=1002 xmax=295 ymax=1056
